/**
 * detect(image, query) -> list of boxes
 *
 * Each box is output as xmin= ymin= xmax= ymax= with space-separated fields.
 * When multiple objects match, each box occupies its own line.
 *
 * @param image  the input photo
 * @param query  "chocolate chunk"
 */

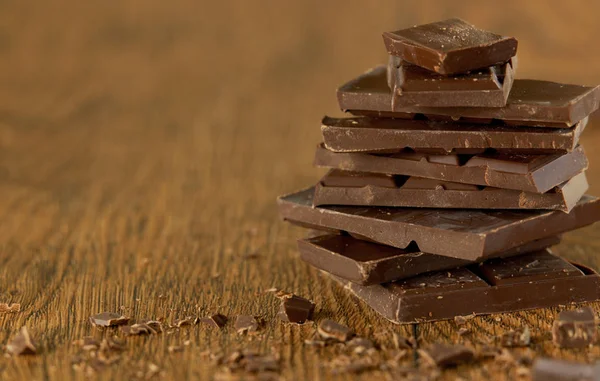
xmin=501 ymin=327 xmax=531 ymax=347
xmin=552 ymin=306 xmax=597 ymax=348
xmin=6 ymin=327 xmax=37 ymax=355
xmin=89 ymin=312 xmax=130 ymax=327
xmin=313 ymin=169 xmax=587 ymax=212
xmin=314 ymin=143 xmax=589 ymax=194
xmin=234 ymin=315 xmax=260 ymax=334
xmin=327 ymin=250 xmax=600 ymax=323
xmin=277 ymin=295 xmax=315 ymax=324
xmin=200 ymin=314 xmax=228 ymax=329
xmin=420 ymin=343 xmax=474 ymax=367
xmin=321 ymin=116 xmax=586 ymax=154
xmin=388 ymin=56 xmax=515 ymax=108
xmin=317 ymin=320 xmax=354 ymax=342
xmin=383 ymin=19 xmax=517 ymax=75
xmin=532 ymin=358 xmax=600 ymax=381
xmin=278 ymin=187 xmax=600 ymax=260
xmin=337 ymin=66 xmax=600 ymax=127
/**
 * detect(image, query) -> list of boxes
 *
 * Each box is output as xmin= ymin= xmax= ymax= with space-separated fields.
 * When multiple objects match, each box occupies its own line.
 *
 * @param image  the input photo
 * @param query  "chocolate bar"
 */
xmin=327 ymin=250 xmax=600 ymax=323
xmin=313 ymin=144 xmax=588 ymax=194
xmin=312 ymin=170 xmax=588 ymax=212
xmin=321 ymin=116 xmax=586 ymax=154
xmin=387 ymin=56 xmax=515 ymax=108
xmin=277 ymin=187 xmax=600 ymax=260
xmin=299 ymin=234 xmax=561 ymax=285
xmin=382 ymin=19 xmax=518 ymax=75
xmin=338 ymin=66 xmax=600 ymax=127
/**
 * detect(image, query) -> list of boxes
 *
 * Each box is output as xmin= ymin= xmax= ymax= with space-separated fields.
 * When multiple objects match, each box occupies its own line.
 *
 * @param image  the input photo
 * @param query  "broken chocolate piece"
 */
xmin=321 ymin=116 xmax=587 ymax=154
xmin=420 ymin=343 xmax=474 ymax=367
xmin=89 ymin=312 xmax=130 ymax=327
xmin=313 ymin=169 xmax=588 ymax=212
xmin=6 ymin=327 xmax=37 ymax=355
xmin=532 ymin=358 xmax=600 ymax=381
xmin=278 ymin=295 xmax=315 ymax=324
xmin=200 ymin=314 xmax=228 ymax=329
xmin=278 ymin=187 xmax=600 ymax=260
xmin=327 ymin=250 xmax=600 ymax=324
xmin=337 ymin=66 xmax=600 ymax=127
xmin=383 ymin=19 xmax=518 ymax=75
xmin=234 ymin=315 xmax=260 ymax=334
xmin=387 ymin=56 xmax=515 ymax=108
xmin=314 ymin=143 xmax=589 ymax=194
xmin=317 ymin=320 xmax=354 ymax=342
xmin=501 ymin=327 xmax=531 ymax=347
xmin=552 ymin=306 xmax=597 ymax=348
xmin=299 ymin=234 xmax=559 ymax=285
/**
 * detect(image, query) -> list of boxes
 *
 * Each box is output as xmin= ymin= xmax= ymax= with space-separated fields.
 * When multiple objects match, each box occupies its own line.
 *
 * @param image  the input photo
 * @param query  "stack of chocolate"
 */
xmin=278 ymin=19 xmax=600 ymax=324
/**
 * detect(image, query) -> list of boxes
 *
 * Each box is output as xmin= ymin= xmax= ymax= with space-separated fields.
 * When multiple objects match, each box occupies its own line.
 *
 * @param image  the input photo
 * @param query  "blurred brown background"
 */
xmin=0 ymin=1 xmax=599 ymax=380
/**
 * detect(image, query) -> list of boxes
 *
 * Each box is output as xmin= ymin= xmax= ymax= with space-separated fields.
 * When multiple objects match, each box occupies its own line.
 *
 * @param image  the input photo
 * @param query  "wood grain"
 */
xmin=0 ymin=1 xmax=599 ymax=379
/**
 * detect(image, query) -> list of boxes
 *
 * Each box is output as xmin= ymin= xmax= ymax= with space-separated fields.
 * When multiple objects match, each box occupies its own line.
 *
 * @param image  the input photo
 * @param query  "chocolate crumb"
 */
xmin=6 ymin=327 xmax=37 ymax=355
xmin=234 ymin=315 xmax=260 ymax=334
xmin=0 ymin=303 xmax=21 ymax=313
xmin=317 ymin=320 xmax=354 ymax=342
xmin=277 ymin=295 xmax=315 ymax=324
xmin=420 ymin=343 xmax=474 ymax=368
xmin=501 ymin=326 xmax=530 ymax=347
xmin=200 ymin=314 xmax=228 ymax=329
xmin=89 ymin=312 xmax=130 ymax=327
xmin=552 ymin=306 xmax=597 ymax=348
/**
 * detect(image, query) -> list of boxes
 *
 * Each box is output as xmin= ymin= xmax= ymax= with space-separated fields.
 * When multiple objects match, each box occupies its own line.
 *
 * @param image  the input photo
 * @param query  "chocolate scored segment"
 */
xmin=387 ymin=56 xmax=515 ymax=108
xmin=298 ymin=234 xmax=561 ymax=285
xmin=312 ymin=170 xmax=588 ymax=212
xmin=337 ymin=66 xmax=600 ymax=127
xmin=321 ymin=116 xmax=586 ymax=154
xmin=382 ymin=18 xmax=518 ymax=75
xmin=277 ymin=187 xmax=600 ymax=260
xmin=327 ymin=250 xmax=600 ymax=324
xmin=313 ymin=144 xmax=589 ymax=194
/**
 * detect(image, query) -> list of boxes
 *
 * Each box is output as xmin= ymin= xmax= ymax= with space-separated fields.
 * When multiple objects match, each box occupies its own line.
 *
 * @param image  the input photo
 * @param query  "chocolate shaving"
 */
xmin=277 ymin=295 xmax=315 ymax=324
xmin=501 ymin=326 xmax=531 ymax=347
xmin=317 ymin=319 xmax=354 ymax=342
xmin=6 ymin=327 xmax=37 ymax=355
xmin=234 ymin=315 xmax=260 ymax=334
xmin=200 ymin=313 xmax=228 ymax=329
xmin=420 ymin=343 xmax=474 ymax=368
xmin=0 ymin=303 xmax=21 ymax=313
xmin=89 ymin=312 xmax=130 ymax=327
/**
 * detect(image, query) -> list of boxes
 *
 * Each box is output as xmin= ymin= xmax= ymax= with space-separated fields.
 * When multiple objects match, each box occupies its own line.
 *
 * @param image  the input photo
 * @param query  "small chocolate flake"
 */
xmin=200 ymin=314 xmax=228 ymax=329
xmin=277 ymin=295 xmax=315 ymax=324
xmin=0 ymin=303 xmax=21 ymax=313
xmin=234 ymin=315 xmax=260 ymax=334
xmin=501 ymin=327 xmax=530 ymax=347
xmin=172 ymin=316 xmax=196 ymax=328
xmin=121 ymin=323 xmax=157 ymax=336
xmin=317 ymin=320 xmax=354 ymax=342
xmin=420 ymin=343 xmax=474 ymax=368
xmin=6 ymin=327 xmax=37 ymax=355
xmin=552 ymin=306 xmax=597 ymax=348
xmin=89 ymin=312 xmax=130 ymax=327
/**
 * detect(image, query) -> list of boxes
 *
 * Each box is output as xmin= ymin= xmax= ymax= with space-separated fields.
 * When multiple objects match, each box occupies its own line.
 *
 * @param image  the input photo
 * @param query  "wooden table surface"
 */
xmin=1 ymin=1 xmax=600 ymax=380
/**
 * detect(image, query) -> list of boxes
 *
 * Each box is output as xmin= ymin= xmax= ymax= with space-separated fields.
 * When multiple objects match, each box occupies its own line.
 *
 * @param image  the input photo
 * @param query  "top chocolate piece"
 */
xmin=383 ymin=18 xmax=518 ymax=75
xmin=338 ymin=66 xmax=600 ymax=127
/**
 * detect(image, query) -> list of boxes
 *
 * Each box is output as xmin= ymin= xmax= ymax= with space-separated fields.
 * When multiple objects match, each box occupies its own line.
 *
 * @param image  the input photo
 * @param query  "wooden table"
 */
xmin=1 ymin=1 xmax=600 ymax=379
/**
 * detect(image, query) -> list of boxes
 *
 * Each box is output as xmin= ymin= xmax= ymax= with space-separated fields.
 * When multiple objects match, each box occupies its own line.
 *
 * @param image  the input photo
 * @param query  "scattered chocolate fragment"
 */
xmin=552 ymin=306 xmax=597 ymax=348
xmin=347 ymin=337 xmax=375 ymax=354
xmin=234 ymin=315 xmax=260 ymax=334
xmin=501 ymin=327 xmax=531 ymax=347
xmin=454 ymin=315 xmax=474 ymax=326
xmin=382 ymin=19 xmax=518 ymax=75
xmin=0 ymin=303 xmax=21 ymax=313
xmin=172 ymin=316 xmax=196 ymax=328
xmin=532 ymin=358 xmax=600 ymax=381
xmin=420 ymin=343 xmax=474 ymax=368
xmin=277 ymin=295 xmax=315 ymax=324
xmin=121 ymin=323 xmax=157 ymax=336
xmin=6 ymin=327 xmax=37 ymax=355
xmin=89 ymin=312 xmax=130 ymax=327
xmin=317 ymin=319 xmax=354 ymax=342
xmin=200 ymin=313 xmax=228 ymax=329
